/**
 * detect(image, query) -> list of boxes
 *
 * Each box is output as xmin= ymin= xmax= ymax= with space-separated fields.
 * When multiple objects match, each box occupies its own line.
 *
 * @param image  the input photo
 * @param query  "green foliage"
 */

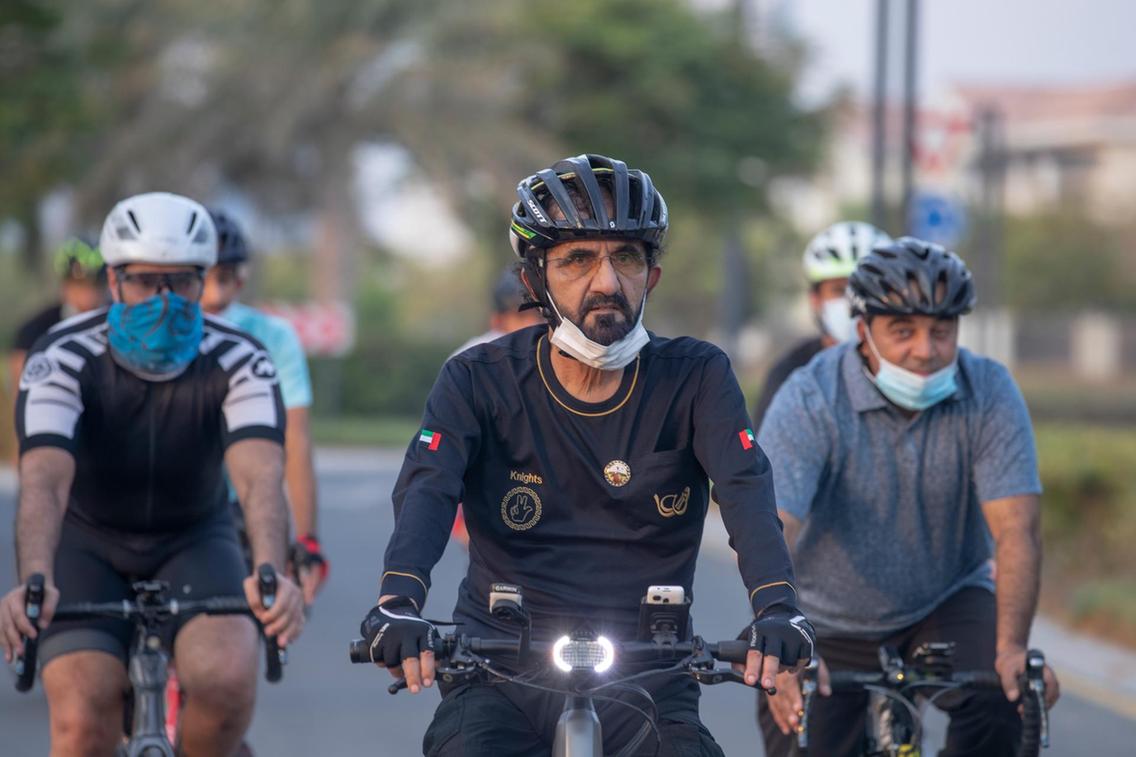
xmin=511 ymin=0 xmax=825 ymax=217
xmin=1035 ymin=423 xmax=1136 ymax=572
xmin=1035 ymin=422 xmax=1136 ymax=642
xmin=1002 ymin=211 xmax=1136 ymax=312
xmin=310 ymin=414 xmax=420 ymax=448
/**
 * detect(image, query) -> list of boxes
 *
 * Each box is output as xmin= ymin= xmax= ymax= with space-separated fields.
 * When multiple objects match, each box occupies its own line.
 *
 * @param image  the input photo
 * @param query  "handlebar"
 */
xmin=798 ymin=649 xmax=1048 ymax=755
xmin=258 ymin=564 xmax=284 ymax=682
xmin=13 ymin=565 xmax=287 ymax=691
xmin=14 ymin=574 xmax=45 ymax=692
xmin=349 ymin=632 xmax=754 ymax=696
xmin=348 ymin=635 xmax=750 ymax=667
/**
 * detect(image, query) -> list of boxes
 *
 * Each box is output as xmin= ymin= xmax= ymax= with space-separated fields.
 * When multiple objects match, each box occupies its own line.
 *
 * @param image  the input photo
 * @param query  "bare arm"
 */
xmin=9 ymin=351 xmax=26 ymax=403
xmin=778 ymin=509 xmax=802 ymax=553
xmin=226 ymin=438 xmax=288 ymax=571
xmin=284 ymin=406 xmax=317 ymax=537
xmin=16 ymin=448 xmax=74 ymax=581
xmin=982 ymin=493 xmax=1042 ymax=655
xmin=1 ymin=447 xmax=72 ymax=654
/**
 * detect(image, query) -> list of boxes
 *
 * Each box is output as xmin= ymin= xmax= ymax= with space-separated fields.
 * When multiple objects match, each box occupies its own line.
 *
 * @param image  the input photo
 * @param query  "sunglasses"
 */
xmin=546 ymin=248 xmax=649 ymax=282
xmin=117 ymin=270 xmax=204 ymax=299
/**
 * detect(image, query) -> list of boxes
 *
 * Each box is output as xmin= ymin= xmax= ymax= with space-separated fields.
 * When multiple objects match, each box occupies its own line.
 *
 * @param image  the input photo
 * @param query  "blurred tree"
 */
xmin=0 ymin=0 xmax=93 ymax=269
xmin=1002 ymin=211 xmax=1135 ymax=312
xmin=513 ymin=0 xmax=824 ymax=217
xmin=6 ymin=0 xmax=829 ymax=362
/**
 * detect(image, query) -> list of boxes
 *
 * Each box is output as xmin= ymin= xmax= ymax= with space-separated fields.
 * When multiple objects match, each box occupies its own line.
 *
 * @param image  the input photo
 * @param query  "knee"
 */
xmin=183 ymin=651 xmax=257 ymax=716
xmin=51 ymin=698 xmax=121 ymax=755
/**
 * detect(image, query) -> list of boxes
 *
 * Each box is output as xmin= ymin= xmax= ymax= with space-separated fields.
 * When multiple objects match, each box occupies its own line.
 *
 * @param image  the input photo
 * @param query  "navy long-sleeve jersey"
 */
xmin=380 ymin=326 xmax=796 ymax=641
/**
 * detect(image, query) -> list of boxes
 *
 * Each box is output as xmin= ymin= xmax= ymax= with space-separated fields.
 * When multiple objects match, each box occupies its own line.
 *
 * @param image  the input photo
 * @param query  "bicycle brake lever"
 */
xmin=690 ymin=668 xmax=755 ymax=689
xmin=388 ymin=677 xmax=409 ymax=695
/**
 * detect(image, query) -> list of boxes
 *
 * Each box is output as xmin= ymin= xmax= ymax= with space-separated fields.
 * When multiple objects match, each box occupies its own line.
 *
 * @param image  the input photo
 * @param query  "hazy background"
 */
xmin=1 ymin=0 xmax=1134 ymax=742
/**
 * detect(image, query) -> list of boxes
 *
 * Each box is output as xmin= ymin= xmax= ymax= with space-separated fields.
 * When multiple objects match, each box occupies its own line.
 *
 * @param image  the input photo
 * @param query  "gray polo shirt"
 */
xmin=758 ymin=342 xmax=1041 ymax=637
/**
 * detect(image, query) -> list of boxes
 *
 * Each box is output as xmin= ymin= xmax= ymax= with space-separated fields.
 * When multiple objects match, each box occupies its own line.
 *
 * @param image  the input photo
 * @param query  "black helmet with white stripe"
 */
xmin=803 ymin=221 xmax=891 ymax=283
xmin=509 ymin=154 xmax=668 ymax=259
xmin=848 ymin=236 xmax=976 ymax=318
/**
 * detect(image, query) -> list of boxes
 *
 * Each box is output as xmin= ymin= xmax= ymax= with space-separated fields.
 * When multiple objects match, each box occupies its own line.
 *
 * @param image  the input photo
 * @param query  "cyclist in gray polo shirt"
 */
xmin=756 ymin=238 xmax=1059 ymax=757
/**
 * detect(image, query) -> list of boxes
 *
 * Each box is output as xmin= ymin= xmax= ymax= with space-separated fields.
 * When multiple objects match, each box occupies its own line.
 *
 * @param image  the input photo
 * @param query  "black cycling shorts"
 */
xmin=39 ymin=511 xmax=249 ymax=667
xmin=423 ymin=672 xmax=724 ymax=757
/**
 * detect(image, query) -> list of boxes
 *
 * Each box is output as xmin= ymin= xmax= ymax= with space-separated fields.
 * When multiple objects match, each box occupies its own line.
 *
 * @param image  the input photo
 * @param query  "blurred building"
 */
xmin=775 ymin=80 xmax=1136 ymax=229
xmin=764 ymin=80 xmax=1136 ymax=384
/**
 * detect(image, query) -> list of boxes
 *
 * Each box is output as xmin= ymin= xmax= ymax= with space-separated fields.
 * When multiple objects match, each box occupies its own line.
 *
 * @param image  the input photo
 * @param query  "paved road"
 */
xmin=2 ymin=449 xmax=1134 ymax=755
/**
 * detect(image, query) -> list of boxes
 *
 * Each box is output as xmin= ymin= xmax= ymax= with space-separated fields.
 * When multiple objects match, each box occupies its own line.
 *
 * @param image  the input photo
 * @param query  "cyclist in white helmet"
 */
xmin=201 ymin=208 xmax=328 ymax=605
xmin=751 ymin=221 xmax=890 ymax=428
xmin=1 ymin=192 xmax=305 ymax=755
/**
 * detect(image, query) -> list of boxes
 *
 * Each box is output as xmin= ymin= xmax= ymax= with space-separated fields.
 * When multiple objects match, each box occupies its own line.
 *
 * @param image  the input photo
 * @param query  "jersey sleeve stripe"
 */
xmin=24 ymin=386 xmax=83 ymax=438
xmin=218 ymin=340 xmax=257 ymax=372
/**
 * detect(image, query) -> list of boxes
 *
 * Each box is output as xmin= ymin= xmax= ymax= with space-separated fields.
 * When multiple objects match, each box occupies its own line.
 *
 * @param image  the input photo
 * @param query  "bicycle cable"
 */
xmin=863 ymin=684 xmax=925 ymax=748
xmin=476 ymin=661 xmax=667 ymax=754
xmin=589 ymin=691 xmax=662 ymax=756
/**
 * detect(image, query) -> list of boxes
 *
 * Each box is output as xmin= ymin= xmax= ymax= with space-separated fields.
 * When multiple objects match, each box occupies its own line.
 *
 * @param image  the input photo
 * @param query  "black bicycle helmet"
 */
xmin=848 ymin=236 xmax=976 ymax=317
xmin=209 ymin=208 xmax=250 ymax=265
xmin=509 ymin=154 xmax=668 ymax=259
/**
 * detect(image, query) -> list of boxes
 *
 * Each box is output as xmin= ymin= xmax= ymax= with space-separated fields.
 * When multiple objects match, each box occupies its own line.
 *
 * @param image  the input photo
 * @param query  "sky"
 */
xmin=786 ymin=0 xmax=1136 ymax=101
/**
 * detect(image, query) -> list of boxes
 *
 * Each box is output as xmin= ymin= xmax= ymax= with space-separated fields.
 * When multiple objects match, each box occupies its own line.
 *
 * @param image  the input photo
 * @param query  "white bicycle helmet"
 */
xmin=99 ymin=192 xmax=217 ymax=268
xmin=802 ymin=221 xmax=891 ymax=283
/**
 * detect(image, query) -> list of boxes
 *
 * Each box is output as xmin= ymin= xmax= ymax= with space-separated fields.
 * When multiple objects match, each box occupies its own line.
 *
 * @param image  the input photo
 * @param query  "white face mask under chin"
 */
xmin=548 ymin=294 xmax=649 ymax=371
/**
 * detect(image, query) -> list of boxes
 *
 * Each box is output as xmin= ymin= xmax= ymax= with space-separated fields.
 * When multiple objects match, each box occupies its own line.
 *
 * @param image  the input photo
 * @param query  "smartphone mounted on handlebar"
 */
xmin=637 ymin=585 xmax=691 ymax=643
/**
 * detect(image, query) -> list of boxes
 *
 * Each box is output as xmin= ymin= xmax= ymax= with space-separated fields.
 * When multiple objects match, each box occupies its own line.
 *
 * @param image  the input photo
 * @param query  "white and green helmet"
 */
xmin=802 ymin=221 xmax=891 ymax=283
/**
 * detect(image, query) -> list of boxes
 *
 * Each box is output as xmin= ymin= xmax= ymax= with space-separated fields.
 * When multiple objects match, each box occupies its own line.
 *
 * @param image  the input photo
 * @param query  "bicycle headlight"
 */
xmin=552 ymin=635 xmax=615 ymax=673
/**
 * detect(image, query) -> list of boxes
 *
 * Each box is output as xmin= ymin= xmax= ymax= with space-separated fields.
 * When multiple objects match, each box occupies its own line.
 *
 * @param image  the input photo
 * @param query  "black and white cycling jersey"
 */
xmin=15 ymin=308 xmax=286 ymax=534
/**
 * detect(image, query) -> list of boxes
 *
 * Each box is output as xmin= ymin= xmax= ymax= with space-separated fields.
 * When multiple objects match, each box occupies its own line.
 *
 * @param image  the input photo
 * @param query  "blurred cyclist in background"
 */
xmin=200 ymin=209 xmax=328 ymax=604
xmin=9 ymin=237 xmax=107 ymax=394
xmin=450 ymin=264 xmax=544 ymax=358
xmin=750 ymin=221 xmax=890 ymax=428
xmin=447 ymin=265 xmax=544 ymax=547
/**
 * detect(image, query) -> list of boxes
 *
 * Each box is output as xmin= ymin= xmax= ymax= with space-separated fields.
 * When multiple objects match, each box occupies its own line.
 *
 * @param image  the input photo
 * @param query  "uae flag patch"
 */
xmin=419 ymin=428 xmax=442 ymax=451
xmin=738 ymin=428 xmax=755 ymax=450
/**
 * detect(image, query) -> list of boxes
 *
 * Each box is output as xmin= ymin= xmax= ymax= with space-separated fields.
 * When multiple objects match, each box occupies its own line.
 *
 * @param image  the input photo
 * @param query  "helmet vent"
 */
xmin=186 ymin=211 xmax=198 ymax=236
xmin=114 ymin=225 xmax=136 ymax=241
xmin=126 ymin=210 xmax=142 ymax=233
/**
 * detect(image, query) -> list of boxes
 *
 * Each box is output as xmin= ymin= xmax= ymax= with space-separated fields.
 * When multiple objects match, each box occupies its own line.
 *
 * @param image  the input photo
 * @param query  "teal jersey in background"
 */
xmin=219 ymin=301 xmax=313 ymax=410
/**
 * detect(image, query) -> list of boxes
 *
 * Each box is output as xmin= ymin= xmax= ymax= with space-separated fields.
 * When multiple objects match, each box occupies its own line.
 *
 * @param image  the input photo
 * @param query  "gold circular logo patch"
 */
xmin=603 ymin=460 xmax=632 ymax=487
xmin=501 ymin=486 xmax=542 ymax=531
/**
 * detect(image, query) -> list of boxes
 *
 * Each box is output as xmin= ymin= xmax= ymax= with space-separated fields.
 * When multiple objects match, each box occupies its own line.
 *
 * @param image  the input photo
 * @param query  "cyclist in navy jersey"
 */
xmin=358 ymin=155 xmax=815 ymax=756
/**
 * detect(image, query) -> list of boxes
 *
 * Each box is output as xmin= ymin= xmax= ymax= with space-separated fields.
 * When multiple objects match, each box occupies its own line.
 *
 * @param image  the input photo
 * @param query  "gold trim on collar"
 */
xmin=536 ymin=336 xmax=640 ymax=417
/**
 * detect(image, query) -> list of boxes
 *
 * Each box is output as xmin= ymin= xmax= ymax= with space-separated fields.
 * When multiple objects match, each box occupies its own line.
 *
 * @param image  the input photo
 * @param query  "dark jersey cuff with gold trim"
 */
xmin=380 ymin=569 xmax=429 ymax=609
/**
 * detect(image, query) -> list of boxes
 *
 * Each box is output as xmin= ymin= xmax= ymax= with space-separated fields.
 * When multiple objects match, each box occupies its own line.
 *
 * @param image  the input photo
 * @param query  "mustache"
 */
xmin=581 ymin=292 xmax=634 ymax=320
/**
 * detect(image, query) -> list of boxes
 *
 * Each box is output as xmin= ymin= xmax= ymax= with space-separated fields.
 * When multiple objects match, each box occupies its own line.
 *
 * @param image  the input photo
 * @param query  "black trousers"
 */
xmin=423 ymin=671 xmax=724 ymax=757
xmin=758 ymin=588 xmax=1021 ymax=757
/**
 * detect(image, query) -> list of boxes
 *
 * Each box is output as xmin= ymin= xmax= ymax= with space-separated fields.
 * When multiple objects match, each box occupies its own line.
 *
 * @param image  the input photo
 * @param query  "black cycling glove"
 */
xmin=359 ymin=597 xmax=437 ymax=667
xmin=740 ymin=604 xmax=816 ymax=671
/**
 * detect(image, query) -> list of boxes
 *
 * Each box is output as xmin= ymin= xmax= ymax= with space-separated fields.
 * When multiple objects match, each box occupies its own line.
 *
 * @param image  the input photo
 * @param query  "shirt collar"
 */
xmin=841 ymin=341 xmax=971 ymax=414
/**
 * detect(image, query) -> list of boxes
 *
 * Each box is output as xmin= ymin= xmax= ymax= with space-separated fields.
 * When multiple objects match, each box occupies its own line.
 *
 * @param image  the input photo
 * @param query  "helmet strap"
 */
xmin=521 ymin=252 xmax=561 ymax=326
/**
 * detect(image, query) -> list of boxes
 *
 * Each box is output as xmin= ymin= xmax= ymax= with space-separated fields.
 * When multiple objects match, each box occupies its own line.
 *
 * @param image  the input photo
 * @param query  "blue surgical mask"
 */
xmin=107 ymin=292 xmax=203 ymax=379
xmin=863 ymin=328 xmax=958 ymax=411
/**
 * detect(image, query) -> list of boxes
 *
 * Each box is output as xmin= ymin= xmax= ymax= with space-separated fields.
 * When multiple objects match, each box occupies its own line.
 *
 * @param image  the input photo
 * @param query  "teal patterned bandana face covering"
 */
xmin=107 ymin=292 xmax=203 ymax=379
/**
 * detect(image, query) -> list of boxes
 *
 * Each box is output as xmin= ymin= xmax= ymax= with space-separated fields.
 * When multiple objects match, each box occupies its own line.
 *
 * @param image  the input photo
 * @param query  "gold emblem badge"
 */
xmin=654 ymin=487 xmax=691 ymax=518
xmin=501 ymin=486 xmax=542 ymax=531
xmin=603 ymin=460 xmax=632 ymax=487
